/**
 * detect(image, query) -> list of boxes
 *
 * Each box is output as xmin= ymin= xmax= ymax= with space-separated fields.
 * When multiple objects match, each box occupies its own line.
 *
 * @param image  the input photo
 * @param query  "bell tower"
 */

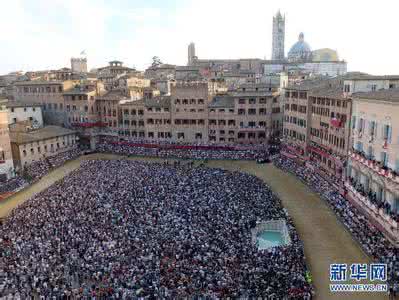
xmin=272 ymin=11 xmax=285 ymax=60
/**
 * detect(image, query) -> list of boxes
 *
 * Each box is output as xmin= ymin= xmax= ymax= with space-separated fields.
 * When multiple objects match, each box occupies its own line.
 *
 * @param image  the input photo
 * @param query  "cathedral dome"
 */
xmin=288 ymin=33 xmax=312 ymax=62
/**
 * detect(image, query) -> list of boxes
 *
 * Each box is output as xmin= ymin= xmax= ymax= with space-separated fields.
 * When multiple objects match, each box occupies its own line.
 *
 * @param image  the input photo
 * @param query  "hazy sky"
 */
xmin=1 ymin=0 xmax=398 ymax=75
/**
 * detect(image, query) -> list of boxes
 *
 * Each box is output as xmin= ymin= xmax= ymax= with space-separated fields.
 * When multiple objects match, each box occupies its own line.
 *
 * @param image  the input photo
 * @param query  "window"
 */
xmin=238 ymin=98 xmax=246 ymax=104
xmin=356 ymin=141 xmax=363 ymax=153
xmin=367 ymin=146 xmax=374 ymax=159
xmin=249 ymin=98 xmax=256 ymax=104
xmin=238 ymin=109 xmax=245 ymax=115
xmin=248 ymin=109 xmax=256 ymax=115
xmin=371 ymin=84 xmax=377 ymax=91
xmin=381 ymin=152 xmax=389 ymax=167
xmin=259 ymin=98 xmax=267 ymax=104
xmin=383 ymin=124 xmax=392 ymax=142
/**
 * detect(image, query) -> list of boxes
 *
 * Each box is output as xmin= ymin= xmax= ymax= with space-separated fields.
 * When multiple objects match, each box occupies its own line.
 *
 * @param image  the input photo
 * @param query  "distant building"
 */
xmin=13 ymin=80 xmax=78 ymax=126
xmin=0 ymin=101 xmax=14 ymax=181
xmin=272 ymin=11 xmax=285 ymax=61
xmin=188 ymin=42 xmax=196 ymax=66
xmin=71 ymin=57 xmax=88 ymax=73
xmin=343 ymin=74 xmax=399 ymax=95
xmin=6 ymin=102 xmax=43 ymax=128
xmin=288 ymin=33 xmax=312 ymax=62
xmin=118 ymin=82 xmax=281 ymax=144
xmin=9 ymin=125 xmax=77 ymax=169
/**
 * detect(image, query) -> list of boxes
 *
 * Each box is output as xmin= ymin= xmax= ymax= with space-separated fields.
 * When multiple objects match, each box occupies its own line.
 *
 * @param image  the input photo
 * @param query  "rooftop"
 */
xmin=10 ymin=126 xmax=76 ymax=145
xmin=310 ymin=85 xmax=345 ymax=100
xmin=344 ymin=74 xmax=399 ymax=81
xmin=209 ymin=95 xmax=234 ymax=108
xmin=14 ymin=80 xmax=63 ymax=86
xmin=352 ymin=88 xmax=399 ymax=102
xmin=6 ymin=101 xmax=42 ymax=108
xmin=120 ymin=99 xmax=145 ymax=106
xmin=97 ymin=89 xmax=127 ymax=100
xmin=145 ymin=96 xmax=171 ymax=108
xmin=63 ymin=86 xmax=96 ymax=95
xmin=286 ymin=77 xmax=331 ymax=91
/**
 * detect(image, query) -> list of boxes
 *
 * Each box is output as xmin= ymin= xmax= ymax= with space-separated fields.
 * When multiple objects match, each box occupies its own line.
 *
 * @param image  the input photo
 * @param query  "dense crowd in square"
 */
xmin=0 ymin=160 xmax=313 ymax=298
xmin=97 ymin=141 xmax=268 ymax=161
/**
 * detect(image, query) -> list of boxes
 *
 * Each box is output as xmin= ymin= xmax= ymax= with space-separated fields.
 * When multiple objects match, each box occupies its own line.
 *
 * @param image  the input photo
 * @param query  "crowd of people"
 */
xmin=274 ymin=156 xmax=399 ymax=294
xmin=0 ymin=160 xmax=313 ymax=298
xmin=0 ymin=148 xmax=83 ymax=196
xmin=97 ymin=142 xmax=268 ymax=161
xmin=24 ymin=148 xmax=83 ymax=182
xmin=0 ymin=177 xmax=28 ymax=195
xmin=349 ymin=177 xmax=399 ymax=222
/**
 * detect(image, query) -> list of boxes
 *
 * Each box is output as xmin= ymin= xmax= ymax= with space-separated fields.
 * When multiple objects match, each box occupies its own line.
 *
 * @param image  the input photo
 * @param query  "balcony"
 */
xmin=349 ymin=150 xmax=399 ymax=183
xmin=345 ymin=181 xmax=399 ymax=245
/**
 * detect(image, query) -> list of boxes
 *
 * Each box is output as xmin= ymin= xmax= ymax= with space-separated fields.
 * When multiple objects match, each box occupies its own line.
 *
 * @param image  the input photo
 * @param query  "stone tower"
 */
xmin=71 ymin=57 xmax=87 ymax=73
xmin=187 ymin=42 xmax=196 ymax=66
xmin=272 ymin=11 xmax=285 ymax=61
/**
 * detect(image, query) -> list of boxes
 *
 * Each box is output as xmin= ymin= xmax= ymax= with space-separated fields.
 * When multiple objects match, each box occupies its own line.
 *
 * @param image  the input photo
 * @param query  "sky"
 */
xmin=1 ymin=0 xmax=398 ymax=75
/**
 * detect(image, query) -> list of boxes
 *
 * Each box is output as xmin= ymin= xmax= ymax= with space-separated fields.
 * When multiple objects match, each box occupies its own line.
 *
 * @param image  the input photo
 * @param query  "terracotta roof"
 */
xmin=209 ymin=95 xmax=234 ymax=108
xmin=344 ymin=74 xmax=399 ymax=81
xmin=6 ymin=101 xmax=42 ymax=108
xmin=352 ymin=88 xmax=399 ymax=102
xmin=10 ymin=126 xmax=76 ymax=144
xmin=63 ymin=87 xmax=96 ymax=95
xmin=120 ymin=99 xmax=145 ymax=106
xmin=14 ymin=80 xmax=63 ymax=86
xmin=145 ymin=96 xmax=171 ymax=108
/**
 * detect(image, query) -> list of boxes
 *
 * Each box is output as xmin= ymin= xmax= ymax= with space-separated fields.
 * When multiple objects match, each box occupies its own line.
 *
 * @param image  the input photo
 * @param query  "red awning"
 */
xmin=309 ymin=146 xmax=330 ymax=158
xmin=281 ymin=151 xmax=297 ymax=159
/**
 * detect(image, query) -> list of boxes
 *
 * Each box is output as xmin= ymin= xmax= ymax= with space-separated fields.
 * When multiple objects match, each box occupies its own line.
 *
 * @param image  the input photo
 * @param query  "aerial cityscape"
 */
xmin=0 ymin=4 xmax=398 ymax=299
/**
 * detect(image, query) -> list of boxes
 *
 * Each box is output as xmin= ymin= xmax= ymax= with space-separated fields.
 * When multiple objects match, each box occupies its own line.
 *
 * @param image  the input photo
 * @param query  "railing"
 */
xmin=349 ymin=150 xmax=399 ymax=183
xmin=345 ymin=182 xmax=399 ymax=243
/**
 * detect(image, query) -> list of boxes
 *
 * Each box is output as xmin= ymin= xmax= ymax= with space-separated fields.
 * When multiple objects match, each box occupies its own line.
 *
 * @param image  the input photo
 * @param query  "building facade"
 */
xmin=346 ymin=89 xmax=399 ymax=245
xmin=10 ymin=125 xmax=77 ymax=169
xmin=6 ymin=102 xmax=43 ymax=128
xmin=0 ymin=101 xmax=14 ymax=181
xmin=117 ymin=82 xmax=281 ymax=144
xmin=13 ymin=80 xmax=77 ymax=125
xmin=282 ymin=78 xmax=352 ymax=183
